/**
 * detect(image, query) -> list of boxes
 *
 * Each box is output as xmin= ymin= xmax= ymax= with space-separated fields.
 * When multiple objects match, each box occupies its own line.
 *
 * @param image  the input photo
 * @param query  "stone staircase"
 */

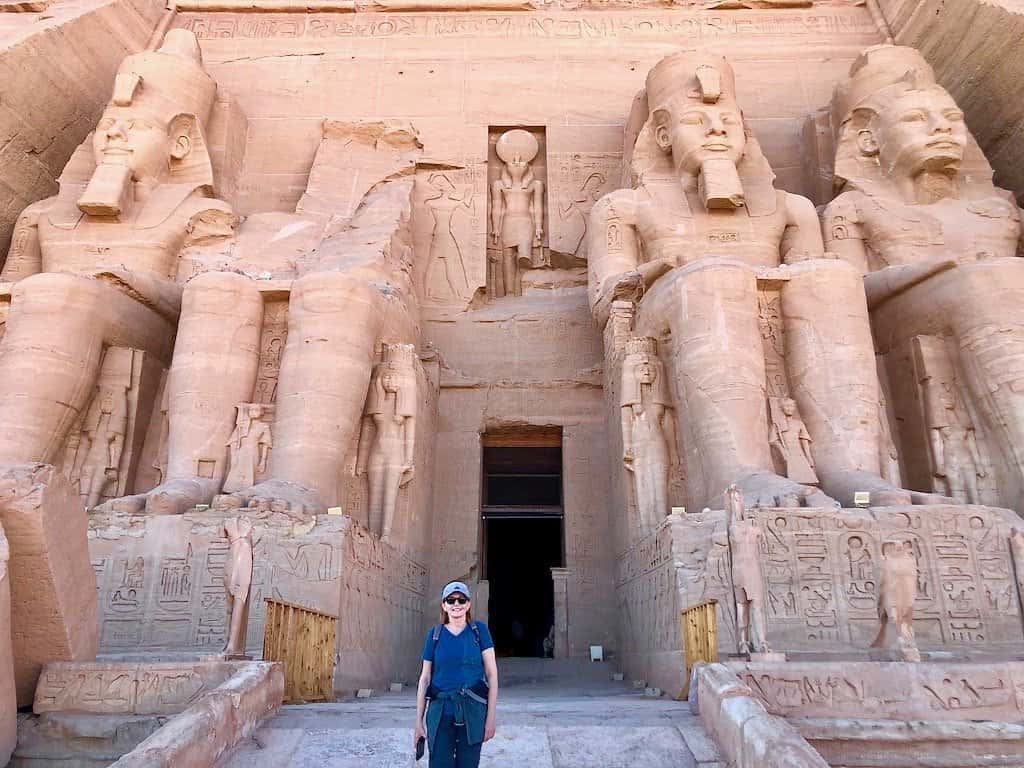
xmin=218 ymin=659 xmax=722 ymax=768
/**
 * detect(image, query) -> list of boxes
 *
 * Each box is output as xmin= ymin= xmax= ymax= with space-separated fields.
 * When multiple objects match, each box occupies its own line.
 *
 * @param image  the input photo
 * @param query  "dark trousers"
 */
xmin=428 ymin=702 xmax=483 ymax=768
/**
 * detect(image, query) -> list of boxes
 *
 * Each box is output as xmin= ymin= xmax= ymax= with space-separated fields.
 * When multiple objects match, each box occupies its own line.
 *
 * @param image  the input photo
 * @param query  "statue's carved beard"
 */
xmin=698 ymin=156 xmax=744 ymax=210
xmin=78 ymin=161 xmax=133 ymax=217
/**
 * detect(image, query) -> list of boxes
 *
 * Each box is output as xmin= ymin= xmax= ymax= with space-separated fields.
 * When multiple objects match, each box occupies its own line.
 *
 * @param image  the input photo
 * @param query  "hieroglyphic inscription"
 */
xmin=549 ymin=153 xmax=619 ymax=260
xmin=89 ymin=512 xmax=348 ymax=655
xmin=615 ymin=519 xmax=677 ymax=654
xmin=178 ymin=10 xmax=877 ymax=41
xmin=736 ymin=661 xmax=1024 ymax=722
xmin=254 ymin=300 xmax=288 ymax=405
xmin=750 ymin=507 xmax=1023 ymax=652
xmin=34 ymin=662 xmax=236 ymax=715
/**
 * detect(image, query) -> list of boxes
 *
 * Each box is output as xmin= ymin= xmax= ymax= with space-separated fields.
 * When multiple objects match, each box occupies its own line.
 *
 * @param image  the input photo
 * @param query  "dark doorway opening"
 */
xmin=481 ymin=434 xmax=564 ymax=657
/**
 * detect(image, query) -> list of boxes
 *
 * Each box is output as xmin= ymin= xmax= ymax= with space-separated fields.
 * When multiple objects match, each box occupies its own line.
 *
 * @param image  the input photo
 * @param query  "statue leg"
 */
xmin=637 ymin=261 xmax=819 ymax=508
xmin=366 ymin=457 xmax=387 ymax=537
xmin=0 ymin=273 xmax=174 ymax=464
xmin=502 ymin=248 xmax=517 ymax=298
xmin=252 ymin=272 xmax=386 ymax=511
xmin=380 ymin=464 xmax=402 ymax=541
xmin=735 ymin=598 xmax=750 ymax=654
xmin=873 ymin=260 xmax=1024 ymax=509
xmin=783 ymin=260 xmax=911 ymax=506
xmin=144 ymin=273 xmax=263 ymax=515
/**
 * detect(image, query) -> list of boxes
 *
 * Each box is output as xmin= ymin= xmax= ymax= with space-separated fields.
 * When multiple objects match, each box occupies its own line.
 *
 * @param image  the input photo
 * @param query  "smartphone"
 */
xmin=416 ymin=736 xmax=426 ymax=761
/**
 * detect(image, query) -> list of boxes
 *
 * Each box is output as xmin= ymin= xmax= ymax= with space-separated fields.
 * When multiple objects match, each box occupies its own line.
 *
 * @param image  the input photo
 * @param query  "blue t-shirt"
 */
xmin=421 ymin=621 xmax=494 ymax=693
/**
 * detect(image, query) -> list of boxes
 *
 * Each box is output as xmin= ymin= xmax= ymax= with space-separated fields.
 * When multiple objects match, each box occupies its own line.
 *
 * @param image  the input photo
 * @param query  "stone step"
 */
xmin=220 ymin=723 xmax=715 ymax=768
xmin=218 ymin=695 xmax=721 ymax=768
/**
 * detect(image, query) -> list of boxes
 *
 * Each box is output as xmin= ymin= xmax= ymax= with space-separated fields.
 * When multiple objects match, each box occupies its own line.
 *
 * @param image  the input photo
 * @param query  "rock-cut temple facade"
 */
xmin=1 ymin=0 xmax=1024 ymax=763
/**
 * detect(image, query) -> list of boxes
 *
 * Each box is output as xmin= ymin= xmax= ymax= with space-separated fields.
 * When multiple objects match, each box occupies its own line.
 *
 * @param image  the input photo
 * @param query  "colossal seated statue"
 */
xmin=0 ymin=30 xmax=234 ymax=471
xmin=119 ymin=128 xmax=423 ymax=516
xmin=589 ymin=51 xmax=915 ymax=510
xmin=825 ymin=45 xmax=1024 ymax=509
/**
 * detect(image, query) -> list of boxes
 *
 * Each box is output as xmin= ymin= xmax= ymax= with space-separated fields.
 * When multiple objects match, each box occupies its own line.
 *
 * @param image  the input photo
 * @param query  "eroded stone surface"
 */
xmin=0 ymin=464 xmax=98 ymax=707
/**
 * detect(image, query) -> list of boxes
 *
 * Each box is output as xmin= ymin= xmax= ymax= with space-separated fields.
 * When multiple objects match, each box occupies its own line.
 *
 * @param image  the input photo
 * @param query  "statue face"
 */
xmin=868 ymin=88 xmax=966 ymax=177
xmin=781 ymin=399 xmax=796 ymax=417
xmin=636 ymin=358 xmax=655 ymax=384
xmin=655 ymin=100 xmax=746 ymax=174
xmin=92 ymin=109 xmax=172 ymax=183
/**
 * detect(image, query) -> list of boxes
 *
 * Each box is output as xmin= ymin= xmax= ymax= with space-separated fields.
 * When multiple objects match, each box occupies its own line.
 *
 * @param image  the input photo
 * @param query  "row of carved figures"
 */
xmin=61 ymin=341 xmax=419 ymax=542
xmin=619 ymin=334 xmax=991 ymax=532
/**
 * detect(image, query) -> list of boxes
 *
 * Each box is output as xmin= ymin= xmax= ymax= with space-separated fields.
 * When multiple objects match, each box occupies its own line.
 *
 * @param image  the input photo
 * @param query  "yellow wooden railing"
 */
xmin=263 ymin=597 xmax=338 ymax=703
xmin=679 ymin=599 xmax=719 ymax=699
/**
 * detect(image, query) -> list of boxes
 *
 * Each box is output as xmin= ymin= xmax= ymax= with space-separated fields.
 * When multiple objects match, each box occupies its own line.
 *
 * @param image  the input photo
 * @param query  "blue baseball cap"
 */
xmin=441 ymin=581 xmax=471 ymax=601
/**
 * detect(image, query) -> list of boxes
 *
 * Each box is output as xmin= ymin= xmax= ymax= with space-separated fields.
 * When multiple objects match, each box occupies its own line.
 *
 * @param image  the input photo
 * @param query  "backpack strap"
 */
xmin=470 ymin=621 xmax=482 ymax=648
xmin=431 ymin=624 xmax=442 ymax=657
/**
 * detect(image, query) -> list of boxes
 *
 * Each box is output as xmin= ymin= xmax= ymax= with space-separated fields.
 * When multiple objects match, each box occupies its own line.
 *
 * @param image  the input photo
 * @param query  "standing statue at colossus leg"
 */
xmin=0 ymin=30 xmax=236 ymax=477
xmin=588 ymin=51 xmax=918 ymax=509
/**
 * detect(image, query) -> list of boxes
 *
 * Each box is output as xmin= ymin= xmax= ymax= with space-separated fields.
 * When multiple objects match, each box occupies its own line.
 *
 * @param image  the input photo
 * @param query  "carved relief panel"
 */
xmin=254 ymin=299 xmax=288 ymax=405
xmin=748 ymin=506 xmax=1023 ymax=654
xmin=413 ymin=168 xmax=487 ymax=309
xmin=547 ymin=152 xmax=619 ymax=263
xmin=60 ymin=347 xmax=164 ymax=509
xmin=90 ymin=513 xmax=350 ymax=655
xmin=486 ymin=127 xmax=549 ymax=298
xmin=883 ymin=334 xmax=1000 ymax=505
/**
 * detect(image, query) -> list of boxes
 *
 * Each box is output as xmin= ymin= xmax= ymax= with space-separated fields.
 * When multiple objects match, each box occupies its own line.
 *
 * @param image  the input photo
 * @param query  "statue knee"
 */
xmin=12 ymin=271 xmax=97 ymax=305
xmin=293 ymin=271 xmax=379 ymax=315
xmin=182 ymin=271 xmax=261 ymax=316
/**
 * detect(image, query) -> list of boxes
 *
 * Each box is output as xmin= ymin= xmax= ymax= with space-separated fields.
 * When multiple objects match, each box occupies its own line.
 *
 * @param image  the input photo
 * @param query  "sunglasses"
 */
xmin=444 ymin=597 xmax=469 ymax=605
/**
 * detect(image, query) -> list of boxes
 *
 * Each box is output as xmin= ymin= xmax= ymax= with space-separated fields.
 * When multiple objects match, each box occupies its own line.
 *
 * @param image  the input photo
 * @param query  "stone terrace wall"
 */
xmin=733 ymin=660 xmax=1024 ymax=722
xmin=621 ymin=504 xmax=1024 ymax=694
xmin=89 ymin=510 xmax=349 ymax=657
xmin=0 ymin=0 xmax=164 ymax=260
xmin=877 ymin=0 xmax=1024 ymax=204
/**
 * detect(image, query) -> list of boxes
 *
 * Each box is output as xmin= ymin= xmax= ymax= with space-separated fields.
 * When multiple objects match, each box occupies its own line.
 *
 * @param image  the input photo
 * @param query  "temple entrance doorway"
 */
xmin=480 ymin=429 xmax=564 ymax=657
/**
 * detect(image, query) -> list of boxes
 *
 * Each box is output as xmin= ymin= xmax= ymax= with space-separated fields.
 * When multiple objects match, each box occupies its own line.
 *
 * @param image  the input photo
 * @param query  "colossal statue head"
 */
xmin=625 ymin=50 xmax=776 ymax=215
xmin=647 ymin=52 xmax=746 ymax=176
xmin=77 ymin=29 xmax=217 ymax=216
xmin=832 ymin=45 xmax=992 ymax=196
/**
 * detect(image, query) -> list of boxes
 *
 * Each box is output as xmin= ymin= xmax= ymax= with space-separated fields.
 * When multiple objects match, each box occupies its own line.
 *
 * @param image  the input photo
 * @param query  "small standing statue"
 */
xmin=871 ymin=537 xmax=921 ymax=662
xmin=356 ymin=343 xmax=418 ymax=541
xmin=725 ymin=485 xmax=771 ymax=656
xmin=924 ymin=381 xmax=985 ymax=504
xmin=620 ymin=336 xmax=678 ymax=533
xmin=78 ymin=384 xmax=130 ymax=508
xmin=222 ymin=517 xmax=257 ymax=659
xmin=223 ymin=404 xmax=273 ymax=494
xmin=768 ymin=397 xmax=818 ymax=485
xmin=490 ymin=129 xmax=545 ymax=298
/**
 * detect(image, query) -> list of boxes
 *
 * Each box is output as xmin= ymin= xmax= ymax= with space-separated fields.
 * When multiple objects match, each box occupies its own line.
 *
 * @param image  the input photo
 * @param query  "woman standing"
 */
xmin=415 ymin=582 xmax=498 ymax=767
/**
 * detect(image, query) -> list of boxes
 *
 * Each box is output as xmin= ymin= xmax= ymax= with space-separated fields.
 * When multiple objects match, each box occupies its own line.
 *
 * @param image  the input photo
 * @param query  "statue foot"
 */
xmin=94 ymin=494 xmax=146 ymax=514
xmin=718 ymin=471 xmax=839 ymax=509
xmin=821 ymin=470 xmax=914 ymax=507
xmin=909 ymin=490 xmax=958 ymax=505
xmin=213 ymin=478 xmax=326 ymax=519
xmin=145 ymin=477 xmax=221 ymax=515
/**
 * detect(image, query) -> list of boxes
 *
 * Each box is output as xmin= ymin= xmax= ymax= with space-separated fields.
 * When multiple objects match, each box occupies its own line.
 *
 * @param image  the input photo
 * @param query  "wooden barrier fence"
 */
xmin=263 ymin=597 xmax=338 ymax=703
xmin=679 ymin=599 xmax=719 ymax=699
